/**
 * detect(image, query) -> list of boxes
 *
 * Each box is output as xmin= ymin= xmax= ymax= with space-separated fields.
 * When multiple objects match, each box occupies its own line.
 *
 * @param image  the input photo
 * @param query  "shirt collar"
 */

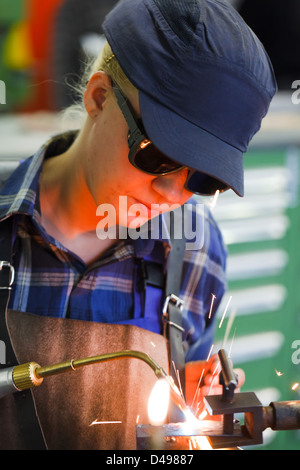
xmin=132 ymin=214 xmax=171 ymax=257
xmin=0 ymin=131 xmax=79 ymax=223
xmin=0 ymin=143 xmax=45 ymax=223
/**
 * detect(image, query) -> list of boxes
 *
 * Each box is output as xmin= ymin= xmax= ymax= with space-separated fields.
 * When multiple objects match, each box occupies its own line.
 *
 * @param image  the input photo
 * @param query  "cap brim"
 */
xmin=139 ymin=91 xmax=244 ymax=197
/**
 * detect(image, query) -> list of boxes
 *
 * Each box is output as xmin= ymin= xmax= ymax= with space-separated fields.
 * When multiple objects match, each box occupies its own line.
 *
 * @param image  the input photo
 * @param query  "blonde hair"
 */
xmin=93 ymin=42 xmax=137 ymax=96
xmin=61 ymin=41 xmax=137 ymax=127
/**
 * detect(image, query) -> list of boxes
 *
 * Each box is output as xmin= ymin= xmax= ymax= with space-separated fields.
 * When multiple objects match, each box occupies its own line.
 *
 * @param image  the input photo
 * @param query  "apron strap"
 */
xmin=139 ymin=258 xmax=165 ymax=331
xmin=135 ymin=211 xmax=186 ymax=422
xmin=163 ymin=208 xmax=186 ymax=422
xmin=165 ymin=209 xmax=186 ymax=388
xmin=0 ymin=216 xmax=46 ymax=449
xmin=136 ymin=214 xmax=186 ymax=399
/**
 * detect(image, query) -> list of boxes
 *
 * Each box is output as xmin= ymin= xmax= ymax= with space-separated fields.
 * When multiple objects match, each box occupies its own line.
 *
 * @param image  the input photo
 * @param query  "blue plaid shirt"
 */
xmin=0 ymin=133 xmax=227 ymax=361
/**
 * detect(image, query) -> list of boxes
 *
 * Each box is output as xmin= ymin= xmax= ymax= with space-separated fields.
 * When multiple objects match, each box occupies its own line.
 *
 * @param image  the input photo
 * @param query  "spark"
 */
xmin=222 ymin=308 xmax=237 ymax=349
xmin=172 ymin=361 xmax=184 ymax=399
xmin=275 ymin=369 xmax=284 ymax=377
xmin=90 ymin=419 xmax=122 ymax=426
xmin=150 ymin=341 xmax=156 ymax=348
xmin=194 ymin=360 xmax=221 ymax=420
xmin=212 ymin=360 xmax=221 ymax=377
xmin=207 ymin=363 xmax=221 ymax=396
xmin=292 ymin=382 xmax=299 ymax=391
xmin=228 ymin=327 xmax=236 ymax=358
xmin=177 ymin=371 xmax=184 ymax=398
xmin=191 ymin=367 xmax=205 ymax=410
xmin=191 ymin=344 xmax=214 ymax=410
xmin=218 ymin=295 xmax=232 ymax=329
xmin=210 ymin=190 xmax=220 ymax=209
xmin=198 ymin=409 xmax=208 ymax=421
xmin=208 ymin=294 xmax=216 ymax=319
xmin=206 ymin=343 xmax=214 ymax=361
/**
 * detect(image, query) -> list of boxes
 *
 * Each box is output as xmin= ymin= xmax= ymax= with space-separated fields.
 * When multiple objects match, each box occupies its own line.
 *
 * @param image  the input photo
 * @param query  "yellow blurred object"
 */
xmin=3 ymin=21 xmax=34 ymax=70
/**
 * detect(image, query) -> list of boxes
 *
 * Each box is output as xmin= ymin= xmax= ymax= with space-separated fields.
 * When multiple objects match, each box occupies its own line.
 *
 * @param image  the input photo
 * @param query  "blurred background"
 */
xmin=0 ymin=0 xmax=300 ymax=450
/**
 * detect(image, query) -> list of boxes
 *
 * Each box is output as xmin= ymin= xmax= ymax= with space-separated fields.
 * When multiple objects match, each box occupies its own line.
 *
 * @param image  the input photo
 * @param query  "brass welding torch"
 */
xmin=0 ymin=350 xmax=188 ymax=414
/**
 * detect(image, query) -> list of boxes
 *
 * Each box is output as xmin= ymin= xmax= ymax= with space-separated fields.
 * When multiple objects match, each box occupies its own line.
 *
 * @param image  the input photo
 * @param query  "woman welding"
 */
xmin=0 ymin=0 xmax=276 ymax=449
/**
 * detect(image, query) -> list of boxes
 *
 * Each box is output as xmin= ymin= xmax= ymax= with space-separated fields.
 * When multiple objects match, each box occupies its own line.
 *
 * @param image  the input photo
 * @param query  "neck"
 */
xmin=40 ymin=149 xmax=96 ymax=237
xmin=39 ymin=134 xmax=118 ymax=264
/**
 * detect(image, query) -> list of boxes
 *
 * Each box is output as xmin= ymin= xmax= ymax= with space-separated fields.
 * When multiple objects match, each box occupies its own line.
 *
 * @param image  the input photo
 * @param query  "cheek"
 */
xmin=87 ymin=148 xmax=154 ymax=211
xmin=85 ymin=132 xmax=127 ymax=198
xmin=181 ymin=188 xmax=194 ymax=204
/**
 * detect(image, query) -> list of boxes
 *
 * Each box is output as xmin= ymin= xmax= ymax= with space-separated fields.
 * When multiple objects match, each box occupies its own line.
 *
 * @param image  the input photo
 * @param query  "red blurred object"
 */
xmin=20 ymin=0 xmax=65 ymax=111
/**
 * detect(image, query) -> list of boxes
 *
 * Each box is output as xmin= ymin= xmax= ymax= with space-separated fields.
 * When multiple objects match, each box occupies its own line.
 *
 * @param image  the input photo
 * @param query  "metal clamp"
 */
xmin=0 ymin=261 xmax=15 ymax=290
xmin=162 ymin=294 xmax=185 ymax=332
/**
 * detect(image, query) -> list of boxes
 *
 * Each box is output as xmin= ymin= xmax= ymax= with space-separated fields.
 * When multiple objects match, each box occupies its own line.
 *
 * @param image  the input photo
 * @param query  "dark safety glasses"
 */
xmin=112 ymin=82 xmax=228 ymax=196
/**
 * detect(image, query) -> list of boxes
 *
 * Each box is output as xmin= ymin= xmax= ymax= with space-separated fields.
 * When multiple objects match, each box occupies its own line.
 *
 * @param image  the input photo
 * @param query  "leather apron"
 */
xmin=1 ymin=310 xmax=169 ymax=450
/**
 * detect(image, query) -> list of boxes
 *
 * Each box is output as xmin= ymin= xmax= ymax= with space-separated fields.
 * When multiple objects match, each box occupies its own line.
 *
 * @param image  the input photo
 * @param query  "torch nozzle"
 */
xmin=35 ymin=350 xmax=165 ymax=379
xmin=159 ymin=369 xmax=189 ymax=414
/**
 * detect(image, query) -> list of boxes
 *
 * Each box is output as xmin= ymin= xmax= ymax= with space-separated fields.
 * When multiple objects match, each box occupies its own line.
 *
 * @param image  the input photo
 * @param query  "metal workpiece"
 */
xmin=203 ymin=349 xmax=300 ymax=448
xmin=204 ymin=391 xmax=265 ymax=448
xmin=137 ymin=395 xmax=300 ymax=450
xmin=136 ymin=421 xmax=223 ymax=450
xmin=204 ymin=393 xmax=300 ymax=449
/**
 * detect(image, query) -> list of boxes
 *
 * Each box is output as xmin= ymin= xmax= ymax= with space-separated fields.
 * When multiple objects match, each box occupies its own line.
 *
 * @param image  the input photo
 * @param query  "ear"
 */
xmin=83 ymin=71 xmax=112 ymax=117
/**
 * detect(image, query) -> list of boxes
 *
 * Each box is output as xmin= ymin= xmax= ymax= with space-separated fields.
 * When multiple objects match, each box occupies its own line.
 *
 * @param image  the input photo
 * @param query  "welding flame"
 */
xmin=183 ymin=409 xmax=213 ymax=450
xmin=147 ymin=380 xmax=214 ymax=450
xmin=148 ymin=379 xmax=170 ymax=426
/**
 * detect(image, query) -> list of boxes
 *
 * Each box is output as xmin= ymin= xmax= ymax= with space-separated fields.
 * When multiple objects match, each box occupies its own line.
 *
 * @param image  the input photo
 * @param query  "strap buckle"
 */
xmin=0 ymin=261 xmax=15 ymax=290
xmin=162 ymin=294 xmax=184 ymax=332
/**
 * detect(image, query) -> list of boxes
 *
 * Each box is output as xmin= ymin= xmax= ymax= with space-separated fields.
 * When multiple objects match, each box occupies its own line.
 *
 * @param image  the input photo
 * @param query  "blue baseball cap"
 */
xmin=103 ymin=0 xmax=277 ymax=196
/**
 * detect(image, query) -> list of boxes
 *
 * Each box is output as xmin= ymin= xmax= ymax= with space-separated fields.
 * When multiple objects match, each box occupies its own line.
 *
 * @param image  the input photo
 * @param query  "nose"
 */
xmin=151 ymin=168 xmax=191 ymax=203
